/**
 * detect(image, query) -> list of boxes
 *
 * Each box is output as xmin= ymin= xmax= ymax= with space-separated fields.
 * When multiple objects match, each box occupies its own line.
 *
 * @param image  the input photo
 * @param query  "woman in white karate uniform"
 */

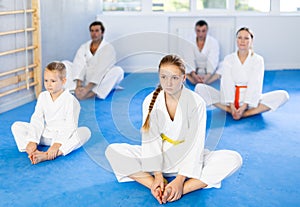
xmin=105 ymin=54 xmax=242 ymax=204
xmin=195 ymin=27 xmax=289 ymax=120
xmin=11 ymin=62 xmax=91 ymax=164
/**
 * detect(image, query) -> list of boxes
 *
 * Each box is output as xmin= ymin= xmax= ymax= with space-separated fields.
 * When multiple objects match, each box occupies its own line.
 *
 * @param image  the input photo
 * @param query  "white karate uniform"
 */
xmin=181 ymin=34 xmax=220 ymax=75
xmin=11 ymin=90 xmax=91 ymax=155
xmin=195 ymin=51 xmax=289 ymax=110
xmin=63 ymin=39 xmax=124 ymax=99
xmin=105 ymin=87 xmax=242 ymax=188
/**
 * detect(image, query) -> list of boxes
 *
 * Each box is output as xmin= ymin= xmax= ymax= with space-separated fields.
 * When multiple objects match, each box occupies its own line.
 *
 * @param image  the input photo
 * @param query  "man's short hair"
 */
xmin=89 ymin=21 xmax=105 ymax=33
xmin=195 ymin=20 xmax=208 ymax=28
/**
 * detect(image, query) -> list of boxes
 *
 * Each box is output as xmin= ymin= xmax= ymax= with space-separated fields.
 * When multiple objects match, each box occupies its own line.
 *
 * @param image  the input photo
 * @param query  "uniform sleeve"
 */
xmin=176 ymin=34 xmax=197 ymax=74
xmin=177 ymin=96 xmax=206 ymax=179
xmin=220 ymin=55 xmax=235 ymax=104
xmin=87 ymin=43 xmax=117 ymax=84
xmin=55 ymin=97 xmax=80 ymax=144
xmin=244 ymin=55 xmax=264 ymax=107
xmin=184 ymin=46 xmax=197 ymax=74
xmin=29 ymin=93 xmax=45 ymax=143
xmin=72 ymin=44 xmax=87 ymax=80
xmin=206 ymin=37 xmax=220 ymax=73
xmin=141 ymin=94 xmax=163 ymax=172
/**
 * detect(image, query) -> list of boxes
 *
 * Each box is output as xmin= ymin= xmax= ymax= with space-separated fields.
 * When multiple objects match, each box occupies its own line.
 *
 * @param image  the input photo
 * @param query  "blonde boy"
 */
xmin=11 ymin=62 xmax=91 ymax=164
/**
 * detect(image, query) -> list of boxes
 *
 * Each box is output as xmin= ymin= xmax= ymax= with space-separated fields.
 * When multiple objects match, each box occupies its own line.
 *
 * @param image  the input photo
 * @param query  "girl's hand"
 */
xmin=151 ymin=172 xmax=165 ymax=204
xmin=162 ymin=175 xmax=185 ymax=203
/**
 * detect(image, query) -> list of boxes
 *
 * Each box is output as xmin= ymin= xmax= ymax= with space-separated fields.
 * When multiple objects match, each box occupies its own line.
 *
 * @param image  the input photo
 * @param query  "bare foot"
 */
xmin=162 ymin=187 xmax=172 ymax=204
xmin=232 ymin=111 xmax=242 ymax=120
xmin=26 ymin=142 xmax=37 ymax=155
xmin=153 ymin=187 xmax=163 ymax=204
xmin=75 ymin=87 xmax=85 ymax=99
xmin=186 ymin=74 xmax=196 ymax=85
xmin=75 ymin=86 xmax=95 ymax=100
xmin=28 ymin=154 xmax=34 ymax=164
xmin=31 ymin=150 xmax=48 ymax=164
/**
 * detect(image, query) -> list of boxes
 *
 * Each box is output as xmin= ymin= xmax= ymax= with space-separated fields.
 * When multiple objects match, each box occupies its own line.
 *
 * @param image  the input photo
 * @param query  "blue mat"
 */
xmin=0 ymin=70 xmax=299 ymax=207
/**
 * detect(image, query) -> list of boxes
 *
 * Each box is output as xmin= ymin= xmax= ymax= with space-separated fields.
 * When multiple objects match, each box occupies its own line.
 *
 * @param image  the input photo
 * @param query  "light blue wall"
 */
xmin=0 ymin=0 xmax=101 ymax=113
xmin=40 ymin=0 xmax=100 ymax=69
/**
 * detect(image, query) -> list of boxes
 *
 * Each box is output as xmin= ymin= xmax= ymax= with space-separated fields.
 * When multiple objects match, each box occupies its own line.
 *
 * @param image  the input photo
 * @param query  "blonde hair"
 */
xmin=45 ymin=62 xmax=66 ymax=80
xmin=141 ymin=54 xmax=186 ymax=132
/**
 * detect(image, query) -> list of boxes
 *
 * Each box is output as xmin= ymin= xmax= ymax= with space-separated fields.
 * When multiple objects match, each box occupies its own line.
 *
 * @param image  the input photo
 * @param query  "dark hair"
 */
xmin=236 ymin=27 xmax=254 ymax=39
xmin=236 ymin=27 xmax=255 ymax=56
xmin=141 ymin=54 xmax=185 ymax=132
xmin=89 ymin=21 xmax=105 ymax=33
xmin=195 ymin=20 xmax=208 ymax=28
xmin=45 ymin=62 xmax=66 ymax=80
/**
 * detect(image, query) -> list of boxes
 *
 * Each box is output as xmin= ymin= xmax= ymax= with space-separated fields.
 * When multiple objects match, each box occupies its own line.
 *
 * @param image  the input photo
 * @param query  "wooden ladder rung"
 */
xmin=0 ymin=81 xmax=38 ymax=98
xmin=0 ymin=71 xmax=34 ymax=89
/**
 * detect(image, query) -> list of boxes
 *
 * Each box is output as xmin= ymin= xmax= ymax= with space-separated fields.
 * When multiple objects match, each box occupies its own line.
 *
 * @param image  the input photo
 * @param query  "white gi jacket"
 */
xmin=220 ymin=50 xmax=264 ymax=108
xmin=141 ymin=86 xmax=207 ymax=179
xmin=183 ymin=34 xmax=220 ymax=74
xmin=72 ymin=39 xmax=117 ymax=84
xmin=28 ymin=90 xmax=80 ymax=144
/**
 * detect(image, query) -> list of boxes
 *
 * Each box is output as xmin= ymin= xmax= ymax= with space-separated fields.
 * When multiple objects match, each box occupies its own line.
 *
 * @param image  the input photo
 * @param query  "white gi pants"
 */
xmin=11 ymin=122 xmax=91 ymax=156
xmin=194 ymin=84 xmax=289 ymax=111
xmin=91 ymin=66 xmax=124 ymax=99
xmin=105 ymin=143 xmax=242 ymax=188
xmin=62 ymin=60 xmax=124 ymax=99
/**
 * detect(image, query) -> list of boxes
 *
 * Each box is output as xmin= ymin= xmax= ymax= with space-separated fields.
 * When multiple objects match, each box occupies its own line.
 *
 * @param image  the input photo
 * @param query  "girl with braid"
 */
xmin=105 ymin=54 xmax=242 ymax=204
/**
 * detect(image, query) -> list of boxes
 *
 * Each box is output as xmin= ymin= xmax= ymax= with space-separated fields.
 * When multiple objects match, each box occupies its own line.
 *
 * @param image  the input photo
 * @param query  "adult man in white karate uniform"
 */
xmin=182 ymin=20 xmax=221 ymax=85
xmin=63 ymin=21 xmax=124 ymax=100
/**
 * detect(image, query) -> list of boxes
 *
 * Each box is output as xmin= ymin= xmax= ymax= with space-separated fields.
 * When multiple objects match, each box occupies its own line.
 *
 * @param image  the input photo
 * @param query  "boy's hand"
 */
xmin=47 ymin=143 xmax=61 ymax=160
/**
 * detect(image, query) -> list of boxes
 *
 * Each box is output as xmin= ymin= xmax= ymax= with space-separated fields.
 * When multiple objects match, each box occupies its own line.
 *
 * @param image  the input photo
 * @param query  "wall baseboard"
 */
xmin=0 ymin=93 xmax=36 ymax=114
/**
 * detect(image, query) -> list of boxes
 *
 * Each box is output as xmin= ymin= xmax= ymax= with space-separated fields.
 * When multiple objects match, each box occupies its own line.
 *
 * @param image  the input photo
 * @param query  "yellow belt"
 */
xmin=160 ymin=133 xmax=184 ymax=146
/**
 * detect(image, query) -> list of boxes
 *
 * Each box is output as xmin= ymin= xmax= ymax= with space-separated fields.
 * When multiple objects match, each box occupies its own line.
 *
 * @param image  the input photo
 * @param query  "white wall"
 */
xmin=37 ymin=0 xmax=300 ymax=72
xmin=168 ymin=16 xmax=235 ymax=63
xmin=235 ymin=16 xmax=300 ymax=69
xmin=2 ymin=0 xmax=299 ymax=113
xmin=97 ymin=15 xmax=169 ymax=72
xmin=40 ymin=0 xmax=101 ymax=69
xmin=96 ymin=14 xmax=300 ymax=72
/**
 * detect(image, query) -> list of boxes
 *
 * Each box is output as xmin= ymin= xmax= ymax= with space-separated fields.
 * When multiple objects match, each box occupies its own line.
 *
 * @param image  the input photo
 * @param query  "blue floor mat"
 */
xmin=0 ymin=70 xmax=300 ymax=207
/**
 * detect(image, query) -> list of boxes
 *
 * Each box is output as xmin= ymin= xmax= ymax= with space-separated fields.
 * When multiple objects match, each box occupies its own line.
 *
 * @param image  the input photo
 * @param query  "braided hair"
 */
xmin=141 ymin=54 xmax=186 ymax=132
xmin=141 ymin=85 xmax=162 ymax=132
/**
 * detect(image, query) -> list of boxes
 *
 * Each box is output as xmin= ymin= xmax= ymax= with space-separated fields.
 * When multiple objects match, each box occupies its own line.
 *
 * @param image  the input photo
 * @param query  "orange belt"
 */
xmin=234 ymin=85 xmax=247 ymax=109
